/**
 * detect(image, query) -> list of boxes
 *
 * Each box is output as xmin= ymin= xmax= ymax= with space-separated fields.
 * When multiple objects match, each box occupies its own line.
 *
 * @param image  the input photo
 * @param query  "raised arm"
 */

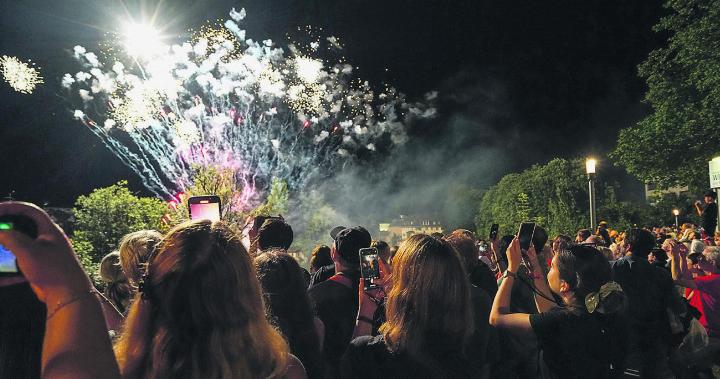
xmin=665 ymin=239 xmax=696 ymax=289
xmin=0 ymin=202 xmax=120 ymax=379
xmin=489 ymin=238 xmax=532 ymax=335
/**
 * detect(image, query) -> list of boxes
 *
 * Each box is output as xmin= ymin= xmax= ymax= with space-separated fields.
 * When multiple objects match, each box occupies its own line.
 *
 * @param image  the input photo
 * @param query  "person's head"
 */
xmin=444 ymin=232 xmax=480 ymax=272
xmin=576 ymin=229 xmax=591 ymax=242
xmin=705 ymin=191 xmax=717 ymax=204
xmin=623 ymin=228 xmax=655 ymax=257
xmin=372 ymin=240 xmax=391 ymax=264
xmin=532 ymin=226 xmax=549 ymax=254
xmin=715 ymin=231 xmax=720 ymax=247
xmin=100 ymin=251 xmax=132 ymax=314
xmin=547 ymin=244 xmax=625 ymax=312
xmin=309 ymin=245 xmax=332 ymax=273
xmin=693 ymin=231 xmax=702 ymax=240
xmin=118 ymin=230 xmax=163 ymax=286
xmin=330 ymin=226 xmax=371 ymax=271
xmin=254 ymin=250 xmax=322 ymax=378
xmin=699 ymin=246 xmax=720 ymax=274
xmin=381 ymin=234 xmax=473 ymax=355
xmin=497 ymin=235 xmax=514 ymax=263
xmin=552 ymin=235 xmax=572 ymax=254
xmin=115 ymin=220 xmax=289 ymax=379
xmin=648 ymin=249 xmax=668 ymax=265
xmin=257 ymin=218 xmax=293 ymax=251
xmin=598 ymin=221 xmax=608 ymax=230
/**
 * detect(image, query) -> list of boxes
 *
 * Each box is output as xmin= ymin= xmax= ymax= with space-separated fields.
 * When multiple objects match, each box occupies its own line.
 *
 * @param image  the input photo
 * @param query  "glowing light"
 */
xmin=0 ymin=56 xmax=43 ymax=94
xmin=586 ymin=158 xmax=597 ymax=175
xmin=673 ymin=209 xmax=680 ymax=216
xmin=123 ymin=22 xmax=164 ymax=58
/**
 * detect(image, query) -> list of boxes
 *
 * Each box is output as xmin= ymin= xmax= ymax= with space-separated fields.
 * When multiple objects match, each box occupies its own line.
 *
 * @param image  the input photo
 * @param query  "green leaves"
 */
xmin=72 ymin=181 xmax=168 ymax=281
xmin=614 ymin=0 xmax=720 ymax=190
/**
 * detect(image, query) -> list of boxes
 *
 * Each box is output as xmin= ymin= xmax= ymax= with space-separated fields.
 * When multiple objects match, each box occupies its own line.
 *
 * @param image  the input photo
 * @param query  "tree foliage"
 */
xmin=613 ymin=0 xmax=720 ymax=190
xmin=72 ymin=181 xmax=168 ymax=280
xmin=475 ymin=158 xmax=668 ymax=238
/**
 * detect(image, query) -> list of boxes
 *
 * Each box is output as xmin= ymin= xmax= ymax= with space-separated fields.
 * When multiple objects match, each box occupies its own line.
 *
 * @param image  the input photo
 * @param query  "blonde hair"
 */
xmin=99 ymin=251 xmax=132 ymax=313
xmin=118 ymin=230 xmax=162 ymax=285
xmin=114 ymin=220 xmax=289 ymax=379
xmin=380 ymin=234 xmax=474 ymax=356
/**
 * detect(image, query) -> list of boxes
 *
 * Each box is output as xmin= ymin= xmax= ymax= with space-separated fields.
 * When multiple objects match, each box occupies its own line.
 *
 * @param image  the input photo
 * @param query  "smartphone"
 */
xmin=188 ymin=195 xmax=221 ymax=222
xmin=359 ymin=247 xmax=381 ymax=291
xmin=0 ymin=215 xmax=39 ymax=275
xmin=489 ymin=224 xmax=499 ymax=241
xmin=517 ymin=222 xmax=536 ymax=252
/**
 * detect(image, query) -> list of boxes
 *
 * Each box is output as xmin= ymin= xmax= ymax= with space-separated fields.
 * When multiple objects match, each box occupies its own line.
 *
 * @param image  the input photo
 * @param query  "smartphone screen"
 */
xmin=0 ymin=244 xmax=17 ymax=273
xmin=0 ymin=216 xmax=38 ymax=275
xmin=359 ymin=247 xmax=380 ymax=290
xmin=489 ymin=224 xmax=499 ymax=240
xmin=188 ymin=196 xmax=221 ymax=222
xmin=517 ymin=222 xmax=536 ymax=252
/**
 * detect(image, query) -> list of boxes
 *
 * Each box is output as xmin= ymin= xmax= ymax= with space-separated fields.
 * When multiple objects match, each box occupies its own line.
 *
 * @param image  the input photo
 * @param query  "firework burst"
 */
xmin=1 ymin=56 xmax=43 ymax=94
xmin=64 ymin=8 xmax=435 ymax=209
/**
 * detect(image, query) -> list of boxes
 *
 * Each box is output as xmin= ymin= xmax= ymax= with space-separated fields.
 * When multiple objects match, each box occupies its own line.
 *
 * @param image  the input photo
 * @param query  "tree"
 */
xmin=72 ymin=181 xmax=168 ymax=281
xmin=475 ymin=158 xmax=660 ymax=238
xmin=612 ymin=0 xmax=720 ymax=190
xmin=476 ymin=158 xmax=588 ymax=238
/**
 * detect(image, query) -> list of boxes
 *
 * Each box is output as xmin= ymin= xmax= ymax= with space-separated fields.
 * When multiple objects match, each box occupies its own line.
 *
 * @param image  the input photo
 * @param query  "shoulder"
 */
xmin=530 ymin=308 xmax=577 ymax=333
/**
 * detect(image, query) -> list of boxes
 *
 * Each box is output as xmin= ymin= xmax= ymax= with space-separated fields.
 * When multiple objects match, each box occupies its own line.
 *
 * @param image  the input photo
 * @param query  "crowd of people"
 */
xmin=1 ymin=192 xmax=720 ymax=378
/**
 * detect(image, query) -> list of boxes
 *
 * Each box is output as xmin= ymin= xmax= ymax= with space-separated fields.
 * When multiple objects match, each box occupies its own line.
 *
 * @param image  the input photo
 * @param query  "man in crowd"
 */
xmin=612 ymin=228 xmax=677 ymax=378
xmin=575 ymin=228 xmax=591 ymax=243
xmin=695 ymin=191 xmax=718 ymax=238
xmin=666 ymin=242 xmax=720 ymax=374
xmin=307 ymin=226 xmax=372 ymax=376
xmin=256 ymin=218 xmax=294 ymax=253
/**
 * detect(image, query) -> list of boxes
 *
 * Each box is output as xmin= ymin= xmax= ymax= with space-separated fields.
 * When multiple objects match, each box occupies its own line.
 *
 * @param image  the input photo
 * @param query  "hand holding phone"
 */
xmin=517 ymin=222 xmax=536 ymax=271
xmin=0 ymin=202 xmax=94 ymax=301
xmin=489 ymin=224 xmax=499 ymax=241
xmin=359 ymin=247 xmax=381 ymax=291
xmin=0 ymin=214 xmax=38 ymax=275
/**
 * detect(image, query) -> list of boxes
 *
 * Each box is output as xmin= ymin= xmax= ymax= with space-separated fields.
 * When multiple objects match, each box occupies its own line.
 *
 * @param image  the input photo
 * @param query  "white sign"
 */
xmin=710 ymin=157 xmax=720 ymax=188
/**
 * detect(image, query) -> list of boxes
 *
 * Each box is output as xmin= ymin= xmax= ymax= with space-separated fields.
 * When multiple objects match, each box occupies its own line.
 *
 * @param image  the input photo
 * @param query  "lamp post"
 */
xmin=586 ymin=158 xmax=597 ymax=232
xmin=673 ymin=209 xmax=679 ymax=228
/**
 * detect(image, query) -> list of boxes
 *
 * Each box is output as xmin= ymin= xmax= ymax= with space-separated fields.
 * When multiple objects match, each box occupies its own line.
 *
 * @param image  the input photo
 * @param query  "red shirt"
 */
xmin=693 ymin=274 xmax=720 ymax=337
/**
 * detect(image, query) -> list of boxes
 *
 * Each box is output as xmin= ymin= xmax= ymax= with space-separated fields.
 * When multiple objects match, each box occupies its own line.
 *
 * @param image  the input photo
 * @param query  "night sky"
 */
xmin=0 ymin=0 xmax=665 ymax=208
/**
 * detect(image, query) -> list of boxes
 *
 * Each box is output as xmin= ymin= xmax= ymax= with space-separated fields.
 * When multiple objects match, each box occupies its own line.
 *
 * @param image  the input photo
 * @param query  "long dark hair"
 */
xmin=255 ymin=250 xmax=323 ymax=378
xmin=382 ymin=235 xmax=474 ymax=356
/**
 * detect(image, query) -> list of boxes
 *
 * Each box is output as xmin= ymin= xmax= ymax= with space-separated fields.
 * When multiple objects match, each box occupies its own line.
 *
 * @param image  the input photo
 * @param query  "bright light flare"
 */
xmin=586 ymin=158 xmax=597 ymax=175
xmin=0 ymin=56 xmax=43 ymax=94
xmin=123 ymin=22 xmax=165 ymax=58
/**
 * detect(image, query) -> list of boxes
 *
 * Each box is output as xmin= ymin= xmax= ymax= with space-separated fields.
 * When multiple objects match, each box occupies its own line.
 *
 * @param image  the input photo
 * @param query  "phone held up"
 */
xmin=517 ymin=222 xmax=536 ymax=271
xmin=188 ymin=196 xmax=222 ymax=222
xmin=489 ymin=223 xmax=499 ymax=241
xmin=0 ymin=215 xmax=39 ymax=276
xmin=359 ymin=247 xmax=381 ymax=291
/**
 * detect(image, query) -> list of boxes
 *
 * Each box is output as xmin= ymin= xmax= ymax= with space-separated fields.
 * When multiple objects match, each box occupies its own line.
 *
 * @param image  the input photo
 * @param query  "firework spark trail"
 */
xmin=64 ymin=8 xmax=435 ymax=209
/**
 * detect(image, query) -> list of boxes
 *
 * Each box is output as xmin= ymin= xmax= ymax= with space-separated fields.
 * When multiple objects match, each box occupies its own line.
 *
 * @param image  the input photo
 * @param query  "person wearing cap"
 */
xmin=695 ymin=191 xmax=718 ymax=237
xmin=597 ymin=221 xmax=612 ymax=247
xmin=307 ymin=226 xmax=346 ymax=288
xmin=307 ymin=226 xmax=371 ymax=377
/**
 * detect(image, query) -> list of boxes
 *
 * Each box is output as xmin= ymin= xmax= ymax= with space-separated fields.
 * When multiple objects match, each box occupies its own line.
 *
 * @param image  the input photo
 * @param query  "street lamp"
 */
xmin=673 ymin=209 xmax=680 ymax=228
xmin=586 ymin=158 xmax=597 ymax=231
